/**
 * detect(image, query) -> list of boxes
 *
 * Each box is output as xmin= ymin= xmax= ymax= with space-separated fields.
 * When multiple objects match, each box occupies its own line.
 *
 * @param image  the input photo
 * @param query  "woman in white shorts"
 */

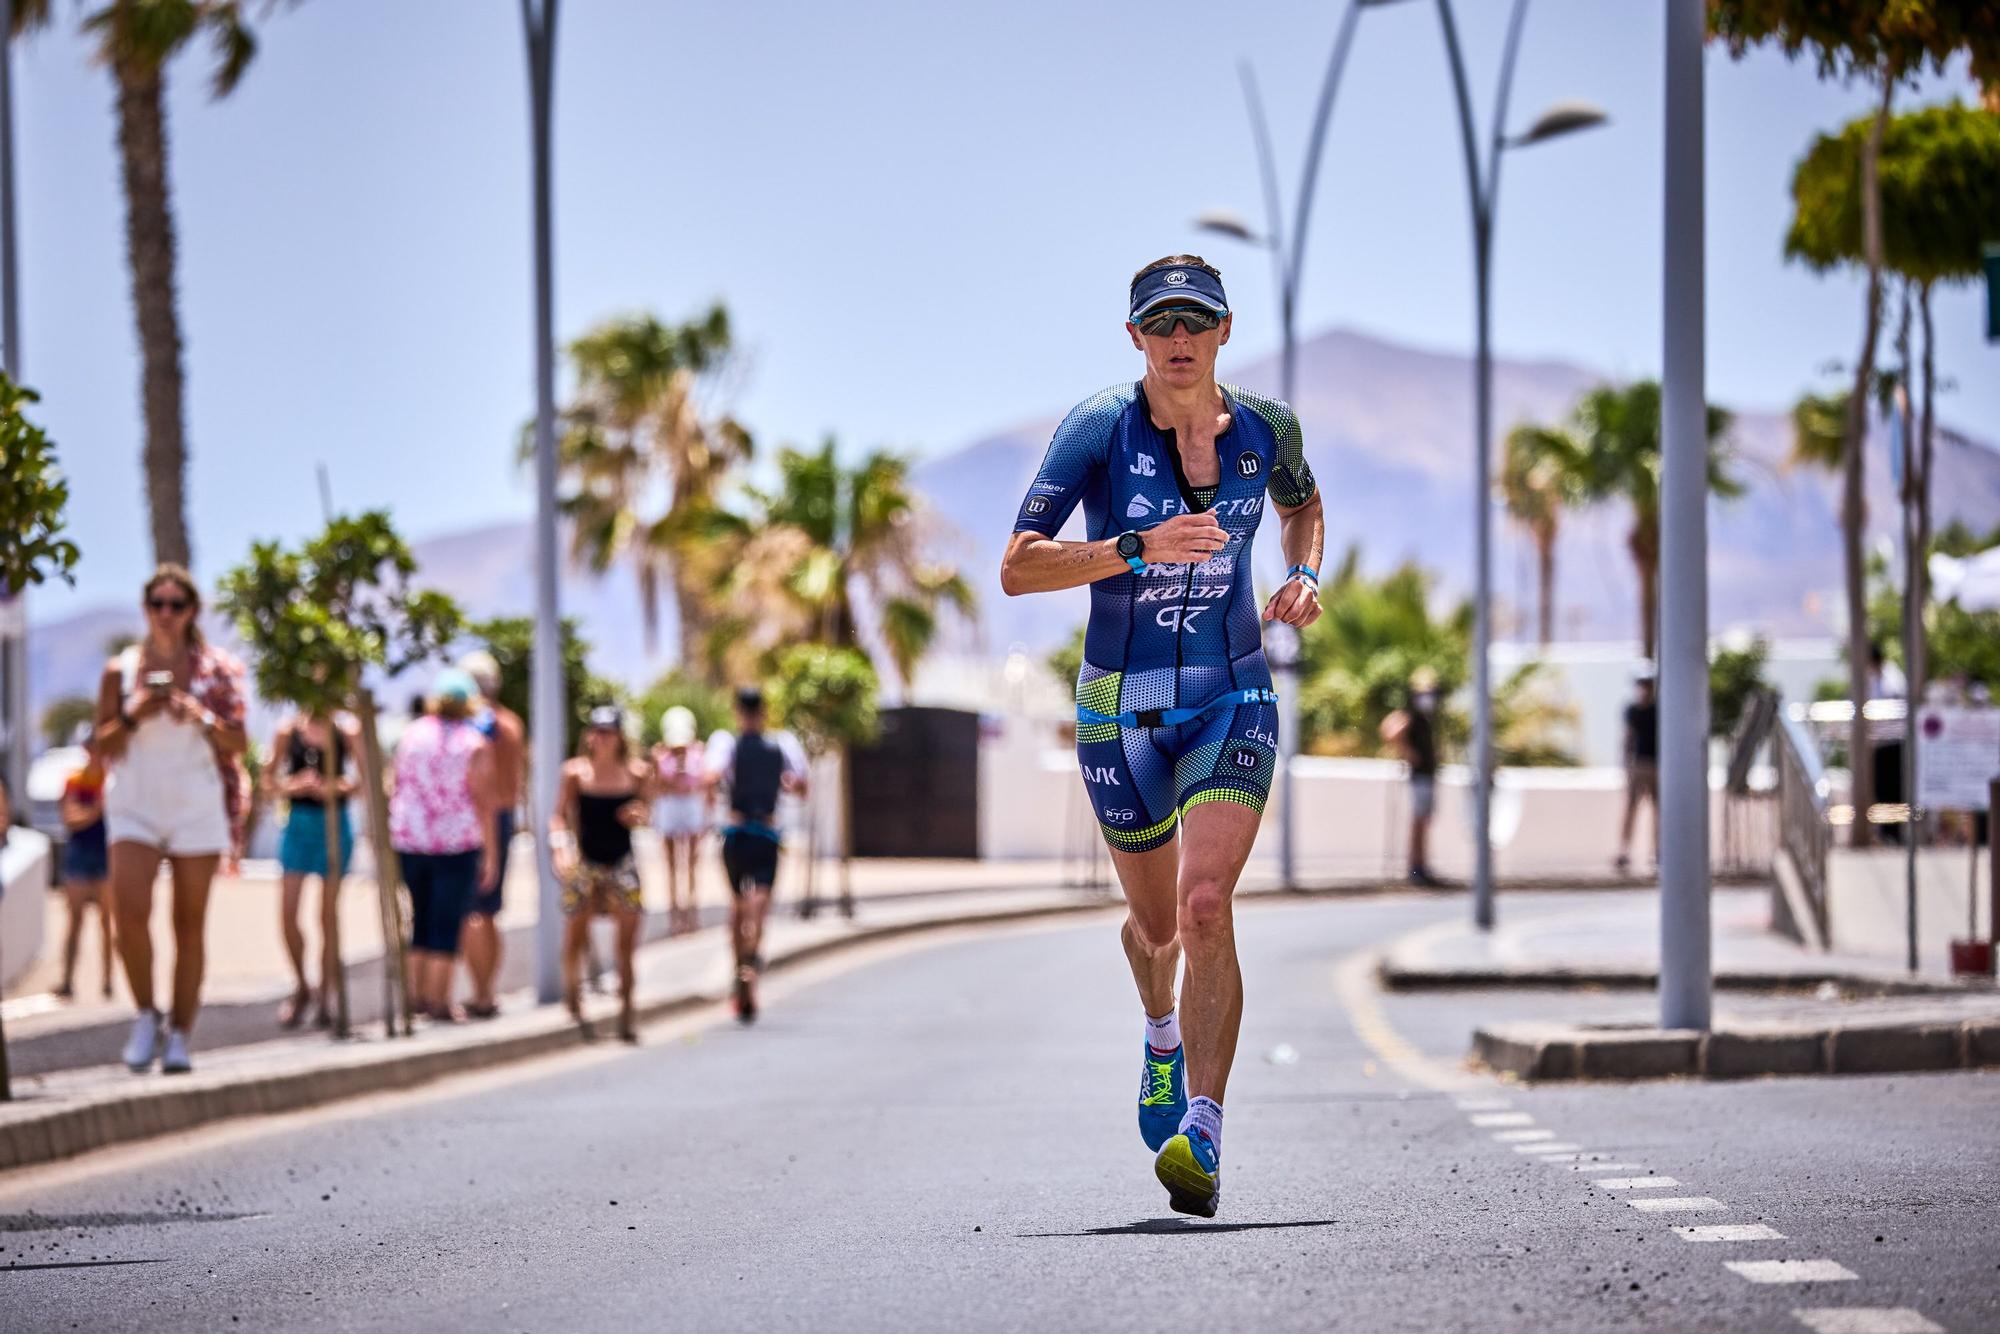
xmin=92 ymin=565 xmax=249 ymax=1076
xmin=652 ymin=706 xmax=707 ymax=934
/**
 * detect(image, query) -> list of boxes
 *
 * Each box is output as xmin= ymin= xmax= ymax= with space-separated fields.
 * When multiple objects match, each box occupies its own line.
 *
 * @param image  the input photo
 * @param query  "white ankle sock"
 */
xmin=1145 ymin=1008 xmax=1181 ymax=1055
xmin=1180 ymin=1096 xmax=1223 ymax=1154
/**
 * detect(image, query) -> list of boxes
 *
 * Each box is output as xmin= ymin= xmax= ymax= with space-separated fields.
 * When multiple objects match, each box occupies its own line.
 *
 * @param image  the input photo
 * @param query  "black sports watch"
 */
xmin=1116 ymin=530 xmax=1146 ymax=574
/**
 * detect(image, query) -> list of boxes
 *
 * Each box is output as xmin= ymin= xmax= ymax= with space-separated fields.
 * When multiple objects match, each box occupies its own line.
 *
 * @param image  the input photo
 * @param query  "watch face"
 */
xmin=1118 ymin=532 xmax=1143 ymax=559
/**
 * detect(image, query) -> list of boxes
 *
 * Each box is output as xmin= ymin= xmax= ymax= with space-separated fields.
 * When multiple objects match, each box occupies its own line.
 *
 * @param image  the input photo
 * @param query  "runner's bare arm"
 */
xmin=1259 ymin=491 xmax=1325 ymax=628
xmin=1000 ymin=512 xmax=1230 ymax=596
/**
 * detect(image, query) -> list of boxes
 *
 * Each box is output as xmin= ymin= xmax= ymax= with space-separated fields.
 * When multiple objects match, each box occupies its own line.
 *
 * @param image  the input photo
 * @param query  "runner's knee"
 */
xmin=1127 ymin=908 xmax=1177 ymax=954
xmin=1177 ymin=878 xmax=1233 ymax=942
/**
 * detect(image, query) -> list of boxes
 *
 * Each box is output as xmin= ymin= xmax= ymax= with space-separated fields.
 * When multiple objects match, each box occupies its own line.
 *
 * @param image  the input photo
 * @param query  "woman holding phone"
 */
xmin=93 ymin=565 xmax=249 ymax=1075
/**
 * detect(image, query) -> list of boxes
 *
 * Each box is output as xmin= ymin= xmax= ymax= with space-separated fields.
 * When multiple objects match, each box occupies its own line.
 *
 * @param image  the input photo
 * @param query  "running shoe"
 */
xmin=1138 ymin=1042 xmax=1187 ymax=1151
xmin=1154 ymin=1127 xmax=1221 ymax=1219
xmin=122 ymin=1009 xmax=162 ymax=1073
xmin=734 ymin=969 xmax=759 ymax=1025
xmin=160 ymin=1026 xmax=193 ymax=1075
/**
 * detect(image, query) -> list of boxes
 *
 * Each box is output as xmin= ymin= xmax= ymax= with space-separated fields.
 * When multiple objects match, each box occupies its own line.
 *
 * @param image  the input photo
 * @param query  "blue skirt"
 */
xmin=280 ymin=805 xmax=355 ymax=878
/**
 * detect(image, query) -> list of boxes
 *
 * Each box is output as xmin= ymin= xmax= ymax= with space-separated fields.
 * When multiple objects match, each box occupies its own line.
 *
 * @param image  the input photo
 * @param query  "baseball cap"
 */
xmin=661 ymin=705 xmax=697 ymax=747
xmin=586 ymin=704 xmax=624 ymax=731
xmin=432 ymin=668 xmax=476 ymax=705
xmin=1129 ymin=263 xmax=1229 ymax=321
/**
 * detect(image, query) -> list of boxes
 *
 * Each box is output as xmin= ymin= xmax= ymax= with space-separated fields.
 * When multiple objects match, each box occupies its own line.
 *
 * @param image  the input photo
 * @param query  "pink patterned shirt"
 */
xmin=389 ymin=715 xmax=485 ymax=854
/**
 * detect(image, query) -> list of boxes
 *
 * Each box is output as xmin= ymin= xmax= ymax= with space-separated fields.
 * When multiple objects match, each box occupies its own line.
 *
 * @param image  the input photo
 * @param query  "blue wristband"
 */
xmin=1287 ymin=563 xmax=1318 ymax=582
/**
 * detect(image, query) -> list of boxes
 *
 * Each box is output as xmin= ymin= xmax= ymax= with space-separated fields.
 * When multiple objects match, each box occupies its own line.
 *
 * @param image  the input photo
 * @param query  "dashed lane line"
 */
xmin=1596 ymin=1176 xmax=1681 ymax=1190
xmin=1492 ymin=1130 xmax=1556 ymax=1142
xmin=1675 ymin=1224 xmax=1787 ymax=1242
xmin=1454 ymin=1096 xmax=1511 ymax=1111
xmin=1513 ymin=1142 xmax=1584 ymax=1154
xmin=1626 ymin=1196 xmax=1727 ymax=1212
xmin=1469 ymin=1111 xmax=1535 ymax=1127
xmin=1727 ymin=1260 xmax=1860 ymax=1284
xmin=1791 ymin=1310 xmax=1943 ymax=1334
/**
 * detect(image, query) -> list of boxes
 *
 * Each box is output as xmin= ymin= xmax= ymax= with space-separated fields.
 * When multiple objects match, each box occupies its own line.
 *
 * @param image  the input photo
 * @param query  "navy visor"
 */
xmin=1129 ymin=264 xmax=1229 ymax=321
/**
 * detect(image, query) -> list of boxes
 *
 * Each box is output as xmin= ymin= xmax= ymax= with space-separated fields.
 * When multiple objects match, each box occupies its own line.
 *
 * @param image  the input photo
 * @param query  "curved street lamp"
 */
xmin=1433 ymin=0 xmax=1605 ymax=931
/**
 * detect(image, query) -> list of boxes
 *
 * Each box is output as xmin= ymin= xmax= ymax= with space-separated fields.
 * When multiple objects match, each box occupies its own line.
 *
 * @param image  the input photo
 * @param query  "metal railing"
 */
xmin=1775 ymin=702 xmax=1834 ymax=944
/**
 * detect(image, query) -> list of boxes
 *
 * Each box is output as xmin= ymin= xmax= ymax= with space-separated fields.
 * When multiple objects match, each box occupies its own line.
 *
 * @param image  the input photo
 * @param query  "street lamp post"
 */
xmin=1195 ymin=0 xmax=1389 ymax=890
xmin=0 ymin=0 xmax=26 ymax=812
xmin=521 ymin=0 xmax=565 ymax=1005
xmin=1431 ymin=0 xmax=1604 ymax=930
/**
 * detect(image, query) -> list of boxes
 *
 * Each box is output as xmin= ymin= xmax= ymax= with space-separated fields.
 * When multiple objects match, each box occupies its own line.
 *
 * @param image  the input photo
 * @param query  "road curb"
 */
xmin=1472 ymin=1015 xmax=2000 ymax=1083
xmin=1380 ymin=961 xmax=1976 ymax=998
xmin=0 ymin=896 xmax=1116 ymax=1175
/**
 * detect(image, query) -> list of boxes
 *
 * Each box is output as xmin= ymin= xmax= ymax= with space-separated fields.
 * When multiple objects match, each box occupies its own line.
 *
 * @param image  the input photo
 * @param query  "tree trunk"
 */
xmin=1841 ymin=78 xmax=1894 ymax=846
xmin=671 ymin=571 xmax=712 ymax=682
xmin=1630 ymin=521 xmax=1659 ymax=661
xmin=1534 ymin=524 xmax=1556 ymax=647
xmin=112 ymin=57 xmax=193 ymax=569
xmin=321 ymin=722 xmax=350 ymax=1039
xmin=1912 ymin=282 xmax=1936 ymax=708
xmin=354 ymin=692 xmax=412 ymax=1038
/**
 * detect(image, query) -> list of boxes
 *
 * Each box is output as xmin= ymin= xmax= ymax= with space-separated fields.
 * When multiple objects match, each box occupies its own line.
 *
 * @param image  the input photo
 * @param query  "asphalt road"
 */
xmin=3 ymin=894 xmax=1995 ymax=1333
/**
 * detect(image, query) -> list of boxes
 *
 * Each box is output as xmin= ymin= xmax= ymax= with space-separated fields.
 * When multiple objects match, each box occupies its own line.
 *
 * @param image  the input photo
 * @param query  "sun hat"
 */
xmin=661 ymin=705 xmax=698 ymax=748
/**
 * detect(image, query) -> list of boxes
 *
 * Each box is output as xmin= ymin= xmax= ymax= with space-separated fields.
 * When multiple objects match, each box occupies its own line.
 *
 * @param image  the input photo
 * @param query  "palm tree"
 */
xmin=14 ymin=0 xmax=268 ymax=568
xmin=713 ymin=439 xmax=973 ymax=690
xmin=1499 ymin=423 xmax=1585 ymax=647
xmin=547 ymin=305 xmax=751 ymax=668
xmin=1787 ymin=389 xmax=1847 ymax=473
xmin=1570 ymin=382 xmax=1740 ymax=661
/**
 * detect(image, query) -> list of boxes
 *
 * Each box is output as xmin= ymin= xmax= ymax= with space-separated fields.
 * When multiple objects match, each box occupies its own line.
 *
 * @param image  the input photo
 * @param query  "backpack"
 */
xmin=729 ymin=732 xmax=786 ymax=823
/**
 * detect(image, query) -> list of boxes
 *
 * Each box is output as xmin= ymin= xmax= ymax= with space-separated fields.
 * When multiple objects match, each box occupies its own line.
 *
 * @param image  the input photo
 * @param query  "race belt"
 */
xmin=1077 ymin=687 xmax=1278 ymax=730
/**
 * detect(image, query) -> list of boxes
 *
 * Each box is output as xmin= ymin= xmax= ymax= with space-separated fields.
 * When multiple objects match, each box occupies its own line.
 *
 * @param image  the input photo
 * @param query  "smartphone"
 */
xmin=144 ymin=670 xmax=175 ymax=693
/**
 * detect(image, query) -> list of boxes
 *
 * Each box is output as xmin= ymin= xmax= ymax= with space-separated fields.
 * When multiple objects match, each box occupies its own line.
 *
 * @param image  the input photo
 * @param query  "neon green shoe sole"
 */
xmin=1154 ymin=1133 xmax=1219 ymax=1218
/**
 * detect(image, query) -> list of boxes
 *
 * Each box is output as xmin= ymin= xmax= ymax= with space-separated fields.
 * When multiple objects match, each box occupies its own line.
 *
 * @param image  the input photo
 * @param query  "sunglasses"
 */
xmin=1132 ymin=305 xmax=1227 ymax=337
xmin=147 ymin=597 xmax=192 ymax=613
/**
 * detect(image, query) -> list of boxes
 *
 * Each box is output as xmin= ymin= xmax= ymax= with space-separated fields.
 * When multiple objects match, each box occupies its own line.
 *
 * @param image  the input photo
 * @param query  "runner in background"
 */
xmin=651 ymin=705 xmax=707 ymax=935
xmin=57 ymin=731 xmax=114 ymax=1001
xmin=706 ymin=687 xmax=808 ymax=1023
xmin=459 ymin=651 xmax=524 ymax=1019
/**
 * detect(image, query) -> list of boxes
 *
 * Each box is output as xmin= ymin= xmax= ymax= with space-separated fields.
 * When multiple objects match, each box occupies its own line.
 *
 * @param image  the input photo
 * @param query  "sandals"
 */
xmin=278 ymin=988 xmax=311 ymax=1030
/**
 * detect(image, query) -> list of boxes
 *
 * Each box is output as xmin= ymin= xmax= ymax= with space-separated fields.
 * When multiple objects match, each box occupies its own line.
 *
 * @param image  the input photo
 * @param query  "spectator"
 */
xmin=458 ymin=651 xmax=524 ymax=1020
xmin=268 ymin=707 xmax=360 ymax=1029
xmin=92 ymin=565 xmax=249 ymax=1075
xmin=1616 ymin=667 xmax=1659 ymax=874
xmin=651 ymin=705 xmax=707 ymax=935
xmin=707 ymin=686 xmax=809 ymax=1023
xmin=57 ymin=732 xmax=114 ymax=1001
xmin=390 ymin=669 xmax=496 ymax=1023
xmin=1380 ymin=668 xmax=1443 ymax=888
xmin=551 ymin=705 xmax=653 ymax=1043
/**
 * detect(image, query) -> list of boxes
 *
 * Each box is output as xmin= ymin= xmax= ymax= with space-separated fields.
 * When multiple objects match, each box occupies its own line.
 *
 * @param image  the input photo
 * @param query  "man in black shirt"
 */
xmin=1617 ymin=669 xmax=1659 ymax=874
xmin=1380 ymin=668 xmax=1443 ymax=887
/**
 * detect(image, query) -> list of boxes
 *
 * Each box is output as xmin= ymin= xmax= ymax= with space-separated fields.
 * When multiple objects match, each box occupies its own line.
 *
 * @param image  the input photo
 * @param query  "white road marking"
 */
xmin=1556 ymin=1162 xmax=1649 ymax=1171
xmin=1332 ymin=949 xmax=1474 ymax=1092
xmin=1727 ymin=1260 xmax=1858 ymax=1284
xmin=1597 ymin=1176 xmax=1681 ymax=1190
xmin=1513 ymin=1142 xmax=1584 ymax=1154
xmin=1791 ymin=1310 xmax=1942 ymax=1334
xmin=1470 ymin=1112 xmax=1534 ymax=1127
xmin=1626 ymin=1196 xmax=1726 ymax=1212
xmin=1493 ymin=1129 xmax=1556 ymax=1142
xmin=1675 ymin=1224 xmax=1787 ymax=1242
xmin=1455 ymin=1096 xmax=1512 ymax=1111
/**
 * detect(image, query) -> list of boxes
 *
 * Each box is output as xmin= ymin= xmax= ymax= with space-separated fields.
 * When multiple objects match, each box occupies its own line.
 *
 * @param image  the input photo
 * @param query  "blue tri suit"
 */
xmin=1013 ymin=380 xmax=1317 ymax=853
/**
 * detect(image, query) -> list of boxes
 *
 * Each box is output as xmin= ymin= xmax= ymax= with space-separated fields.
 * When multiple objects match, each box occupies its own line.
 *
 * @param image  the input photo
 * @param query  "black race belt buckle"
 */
xmin=1133 ymin=709 xmax=1167 ymax=729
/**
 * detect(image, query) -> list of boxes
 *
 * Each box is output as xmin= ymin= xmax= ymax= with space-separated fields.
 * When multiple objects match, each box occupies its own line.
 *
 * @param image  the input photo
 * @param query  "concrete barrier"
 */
xmin=1 ymin=827 xmax=50 ymax=991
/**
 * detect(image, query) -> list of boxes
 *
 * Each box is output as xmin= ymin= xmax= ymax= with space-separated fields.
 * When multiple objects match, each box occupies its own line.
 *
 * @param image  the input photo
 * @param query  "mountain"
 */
xmin=24 ymin=326 xmax=2000 ymax=728
xmin=912 ymin=325 xmax=2000 ymax=655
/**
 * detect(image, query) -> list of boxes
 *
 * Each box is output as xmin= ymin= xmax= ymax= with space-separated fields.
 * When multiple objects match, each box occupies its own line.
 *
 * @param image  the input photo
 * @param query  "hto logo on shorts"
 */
xmin=1024 ymin=495 xmax=1052 ymax=517
xmin=1080 ymin=763 xmax=1122 ymax=785
xmin=1236 ymin=451 xmax=1261 ymax=479
xmin=1228 ymin=743 xmax=1263 ymax=771
xmin=1101 ymin=808 xmax=1136 ymax=824
xmin=1165 ymin=270 xmax=1188 ymax=286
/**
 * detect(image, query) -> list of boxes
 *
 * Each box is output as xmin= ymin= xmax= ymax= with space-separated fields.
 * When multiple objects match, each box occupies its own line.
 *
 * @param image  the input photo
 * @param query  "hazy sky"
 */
xmin=13 ymin=0 xmax=1994 ymax=624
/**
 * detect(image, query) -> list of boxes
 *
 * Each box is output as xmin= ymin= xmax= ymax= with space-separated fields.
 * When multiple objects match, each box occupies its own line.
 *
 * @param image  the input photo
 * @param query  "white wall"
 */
xmin=1 ymin=828 xmax=50 ymax=991
xmin=1827 ymin=845 xmax=1994 ymax=974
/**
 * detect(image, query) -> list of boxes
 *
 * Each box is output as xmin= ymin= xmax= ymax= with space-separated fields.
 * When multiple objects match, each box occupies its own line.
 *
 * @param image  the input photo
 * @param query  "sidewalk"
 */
xmin=1376 ymin=888 xmax=1981 ymax=994
xmin=1 ymin=838 xmax=1095 ymax=1080
xmin=1365 ymin=889 xmax=2000 ymax=1082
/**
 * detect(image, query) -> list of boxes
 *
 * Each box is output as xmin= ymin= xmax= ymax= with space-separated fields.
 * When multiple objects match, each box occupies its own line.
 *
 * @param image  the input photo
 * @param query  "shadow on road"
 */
xmin=1021 ymin=1217 xmax=1343 ymax=1238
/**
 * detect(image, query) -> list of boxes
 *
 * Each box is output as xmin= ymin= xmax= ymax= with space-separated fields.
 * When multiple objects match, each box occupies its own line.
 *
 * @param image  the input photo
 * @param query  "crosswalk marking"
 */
xmin=1728 ymin=1260 xmax=1858 ymax=1284
xmin=1674 ymin=1224 xmax=1786 ymax=1242
xmin=1597 ymin=1176 xmax=1680 ymax=1190
xmin=1791 ymin=1309 xmax=1942 ymax=1333
xmin=1513 ymin=1142 xmax=1583 ymax=1154
xmin=1492 ymin=1129 xmax=1555 ymax=1142
xmin=1626 ymin=1196 xmax=1726 ymax=1212
xmin=1454 ymin=1096 xmax=1512 ymax=1111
